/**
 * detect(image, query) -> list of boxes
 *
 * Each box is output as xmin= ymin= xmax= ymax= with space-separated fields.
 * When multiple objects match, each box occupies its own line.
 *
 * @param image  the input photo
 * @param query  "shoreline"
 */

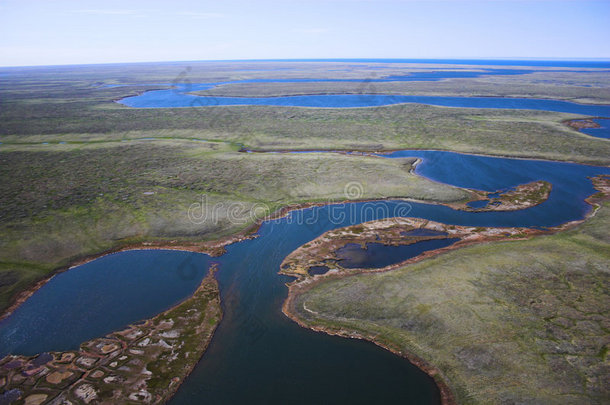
xmin=563 ymin=117 xmax=603 ymax=130
xmin=279 ymin=219 xmax=584 ymax=405
xmin=281 ymin=287 xmax=457 ymax=405
xmin=0 ymin=162 xmax=601 ymax=323
xmin=0 ymin=266 xmax=222 ymax=404
xmin=280 ymin=175 xmax=609 ymax=405
xmin=175 ymin=86 xmax=610 ymax=106
xmin=0 ymin=225 xmax=259 ymax=323
xmin=241 ymin=146 xmax=610 ymax=168
xmin=1 ymin=174 xmax=606 ymax=402
xmin=0 ymin=195 xmax=417 ymax=322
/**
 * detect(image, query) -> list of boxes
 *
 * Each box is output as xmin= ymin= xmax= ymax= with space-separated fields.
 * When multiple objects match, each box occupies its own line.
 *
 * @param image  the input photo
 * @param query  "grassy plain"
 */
xmin=0 ymin=140 xmax=469 ymax=312
xmin=2 ymin=62 xmax=610 ymax=164
xmin=195 ymin=73 xmax=610 ymax=105
xmin=1 ymin=60 xmax=609 ymax=402
xmin=1 ymin=62 xmax=609 ymax=309
xmin=290 ymin=202 xmax=610 ymax=404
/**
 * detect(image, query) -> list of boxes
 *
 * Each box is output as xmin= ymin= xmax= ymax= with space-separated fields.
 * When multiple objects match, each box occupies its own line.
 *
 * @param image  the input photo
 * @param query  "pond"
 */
xmin=336 ymin=239 xmax=460 ymax=269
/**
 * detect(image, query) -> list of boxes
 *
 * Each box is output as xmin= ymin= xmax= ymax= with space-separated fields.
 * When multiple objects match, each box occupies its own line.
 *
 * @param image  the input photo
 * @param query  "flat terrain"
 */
xmin=290 ymin=201 xmax=610 ymax=404
xmin=194 ymin=72 xmax=610 ymax=105
xmin=1 ymin=61 xmax=609 ymax=404
xmin=0 ymin=141 xmax=469 ymax=313
xmin=2 ymin=62 xmax=610 ymax=164
xmin=1 ymin=62 xmax=607 ymax=312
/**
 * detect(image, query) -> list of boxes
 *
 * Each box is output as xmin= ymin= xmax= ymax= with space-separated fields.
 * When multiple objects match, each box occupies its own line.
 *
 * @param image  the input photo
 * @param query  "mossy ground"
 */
xmin=1 ymin=59 xmax=609 ymax=404
xmin=292 ymin=202 xmax=610 ymax=404
xmin=194 ymin=71 xmax=610 ymax=104
xmin=2 ymin=62 xmax=610 ymax=164
xmin=0 ymin=140 xmax=468 ymax=313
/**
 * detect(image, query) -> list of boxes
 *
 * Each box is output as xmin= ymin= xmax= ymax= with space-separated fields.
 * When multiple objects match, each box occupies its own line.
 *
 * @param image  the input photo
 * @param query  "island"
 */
xmin=280 ymin=218 xmax=543 ymax=278
xmin=450 ymin=180 xmax=552 ymax=212
xmin=282 ymin=175 xmax=610 ymax=405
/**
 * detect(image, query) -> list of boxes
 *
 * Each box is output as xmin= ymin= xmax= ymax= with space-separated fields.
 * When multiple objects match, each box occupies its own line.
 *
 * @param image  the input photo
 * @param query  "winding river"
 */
xmin=1 ymin=148 xmax=608 ymax=404
xmin=2 ymin=85 xmax=610 ymax=403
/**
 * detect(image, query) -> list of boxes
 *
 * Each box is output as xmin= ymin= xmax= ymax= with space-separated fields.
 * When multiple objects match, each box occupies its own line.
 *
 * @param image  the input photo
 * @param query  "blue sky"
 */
xmin=0 ymin=0 xmax=609 ymax=66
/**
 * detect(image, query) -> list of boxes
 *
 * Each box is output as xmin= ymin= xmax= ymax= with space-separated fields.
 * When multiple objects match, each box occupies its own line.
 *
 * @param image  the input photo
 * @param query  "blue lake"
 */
xmin=118 ymin=89 xmax=610 ymax=138
xmin=119 ymin=90 xmax=610 ymax=118
xmin=336 ymin=239 xmax=460 ymax=269
xmin=1 ymin=150 xmax=609 ymax=404
xmin=0 ymin=250 xmax=212 ymax=356
xmin=113 ymin=72 xmax=610 ymax=138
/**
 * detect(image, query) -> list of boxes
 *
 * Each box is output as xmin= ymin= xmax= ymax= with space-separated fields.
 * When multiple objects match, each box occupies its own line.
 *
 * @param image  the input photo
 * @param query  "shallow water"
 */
xmin=581 ymin=118 xmax=610 ymax=139
xmin=1 ymin=150 xmax=609 ymax=404
xmin=400 ymin=229 xmax=449 ymax=237
xmin=336 ymin=239 xmax=459 ymax=269
xmin=466 ymin=199 xmax=489 ymax=209
xmin=308 ymin=265 xmax=330 ymax=276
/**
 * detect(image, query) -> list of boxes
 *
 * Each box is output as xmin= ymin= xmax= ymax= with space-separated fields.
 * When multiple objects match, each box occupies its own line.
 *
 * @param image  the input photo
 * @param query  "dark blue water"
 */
xmin=336 ymin=239 xmax=459 ymax=269
xmin=581 ymin=119 xmax=610 ymax=139
xmin=381 ymin=150 xmax=610 ymax=228
xmin=400 ymin=229 xmax=449 ymax=237
xmin=119 ymin=91 xmax=610 ymax=118
xmin=1 ymin=150 xmax=609 ymax=404
xmin=467 ymin=200 xmax=490 ymax=209
xmin=0 ymin=250 xmax=212 ymax=357
xmin=308 ymin=265 xmax=330 ymax=276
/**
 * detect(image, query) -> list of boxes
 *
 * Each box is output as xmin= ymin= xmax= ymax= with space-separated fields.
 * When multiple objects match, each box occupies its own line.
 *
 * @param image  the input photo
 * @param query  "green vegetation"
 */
xmin=2 ymin=63 xmax=610 ymax=165
xmin=291 ymin=202 xmax=610 ymax=404
xmin=1 ymin=60 xmax=609 ymax=404
xmin=0 ymin=141 xmax=468 ymax=312
xmin=195 ymin=71 xmax=610 ymax=105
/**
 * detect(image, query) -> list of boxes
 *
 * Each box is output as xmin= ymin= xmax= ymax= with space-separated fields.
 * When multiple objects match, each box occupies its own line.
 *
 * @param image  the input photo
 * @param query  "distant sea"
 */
xmin=214 ymin=58 xmax=610 ymax=68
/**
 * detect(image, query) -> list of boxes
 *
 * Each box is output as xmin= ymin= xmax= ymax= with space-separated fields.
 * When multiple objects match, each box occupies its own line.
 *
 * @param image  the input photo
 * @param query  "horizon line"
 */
xmin=2 ymin=57 xmax=610 ymax=69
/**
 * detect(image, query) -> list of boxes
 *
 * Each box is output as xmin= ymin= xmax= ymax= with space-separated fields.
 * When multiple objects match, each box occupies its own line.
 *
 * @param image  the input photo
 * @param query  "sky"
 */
xmin=0 ymin=0 xmax=609 ymax=66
